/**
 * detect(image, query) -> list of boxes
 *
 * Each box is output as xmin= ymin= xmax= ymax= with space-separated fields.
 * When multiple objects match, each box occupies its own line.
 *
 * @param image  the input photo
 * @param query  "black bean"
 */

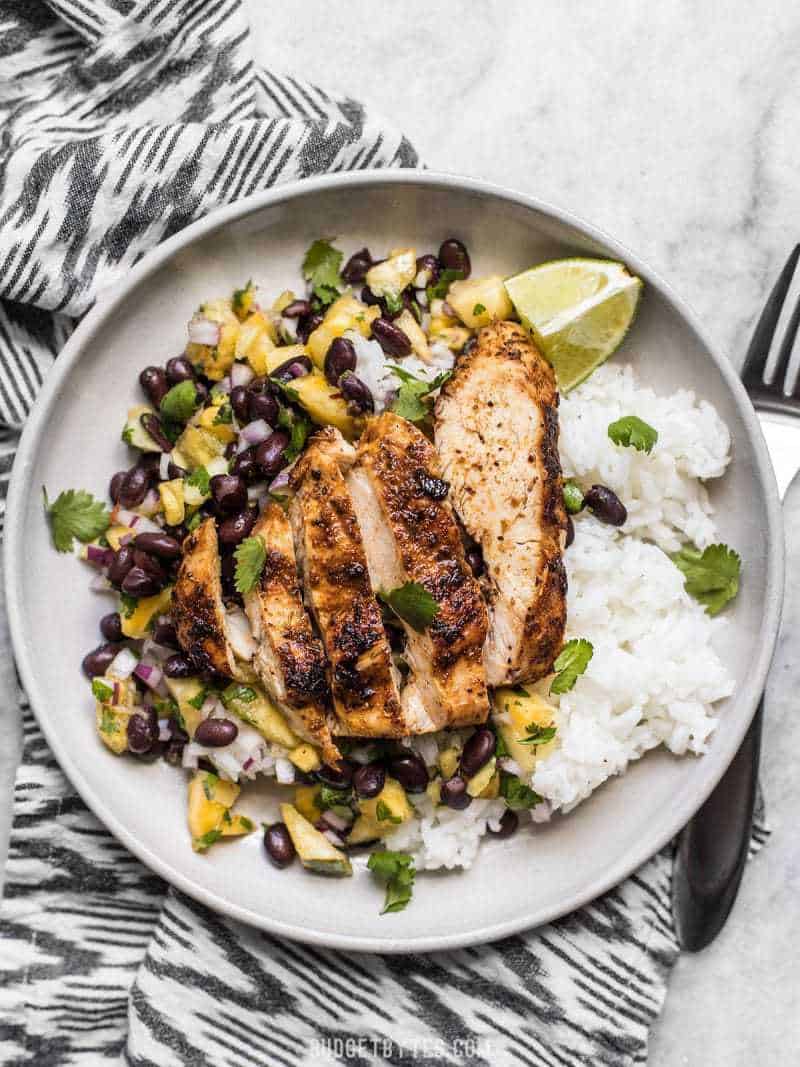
xmin=109 ymin=470 xmax=127 ymax=504
xmin=195 ymin=717 xmax=238 ymax=747
xmin=389 ymin=751 xmax=429 ymax=793
xmin=324 ymin=337 xmax=357 ymax=386
xmin=139 ymin=366 xmax=169 ymax=408
xmin=247 ymin=375 xmax=268 ymax=394
xmin=466 ymin=545 xmax=484 ymax=578
xmin=254 ymin=432 xmax=290 ymax=478
xmin=168 ymin=462 xmax=188 ymax=480
xmin=82 ymin=642 xmax=121 ymax=678
xmin=135 ymin=531 xmax=182 ymax=559
xmin=565 ymin=514 xmax=575 ymax=548
xmin=121 ymin=566 xmax=163 ymax=598
xmin=210 ymin=473 xmax=247 ymax=514
xmin=164 ymin=653 xmax=193 ymax=679
xmin=264 ymin=822 xmax=296 ymax=868
xmin=132 ymin=548 xmax=166 ymax=583
xmin=164 ymin=739 xmax=185 ymax=766
xmin=218 ymin=506 xmax=258 ymax=546
xmin=100 ymin=612 xmax=123 ymax=642
xmin=353 ymin=762 xmax=386 ymax=799
xmin=338 ymin=372 xmax=374 ymax=415
xmin=165 ymin=355 xmax=196 ymax=384
xmin=230 ymin=447 xmax=258 ymax=483
xmin=459 ymin=727 xmax=495 ymax=779
xmin=441 ymin=774 xmax=472 ymax=810
xmin=118 ymin=466 xmax=149 ymax=509
xmin=152 ymin=617 xmax=179 ymax=648
xmin=169 ymin=717 xmax=189 ymax=743
xmin=415 ymin=254 xmax=440 ymax=285
xmin=489 ymin=809 xmax=519 ymax=839
xmin=282 ymin=299 xmax=312 ymax=319
xmin=247 ymin=390 xmax=279 ymax=426
xmin=371 ymin=316 xmax=412 ymax=357
xmin=360 ymin=286 xmax=381 ymax=307
xmin=270 ymin=354 xmax=312 ymax=382
xmin=438 ymin=238 xmax=471 ymax=278
xmin=316 ymin=761 xmax=354 ymax=789
xmin=220 ymin=550 xmax=237 ymax=599
xmin=584 ymin=484 xmax=627 ymax=527
xmin=224 ymin=440 xmax=237 ymax=461
xmin=229 ymin=385 xmax=249 ymax=423
xmin=136 ymin=451 xmax=162 ymax=484
xmin=140 ymin=412 xmax=173 ymax=453
xmin=108 ymin=545 xmax=135 ymax=589
xmin=296 ymin=312 xmax=323 ymax=344
xmin=341 ymin=247 xmax=373 ymax=285
xmin=127 ymin=709 xmax=158 ymax=755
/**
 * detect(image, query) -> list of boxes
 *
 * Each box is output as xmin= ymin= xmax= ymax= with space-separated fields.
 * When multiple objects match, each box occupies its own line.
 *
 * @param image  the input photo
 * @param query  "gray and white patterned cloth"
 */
xmin=0 ymin=3 xmax=768 ymax=1065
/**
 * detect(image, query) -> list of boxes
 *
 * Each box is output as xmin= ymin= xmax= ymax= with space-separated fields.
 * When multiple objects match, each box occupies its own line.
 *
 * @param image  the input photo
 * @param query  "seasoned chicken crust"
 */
xmin=435 ymin=320 xmax=567 ymax=686
xmin=173 ymin=517 xmax=236 ymax=678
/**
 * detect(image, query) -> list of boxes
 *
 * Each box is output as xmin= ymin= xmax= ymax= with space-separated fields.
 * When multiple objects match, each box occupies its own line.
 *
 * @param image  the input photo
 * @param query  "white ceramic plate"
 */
xmin=5 ymin=172 xmax=783 ymax=952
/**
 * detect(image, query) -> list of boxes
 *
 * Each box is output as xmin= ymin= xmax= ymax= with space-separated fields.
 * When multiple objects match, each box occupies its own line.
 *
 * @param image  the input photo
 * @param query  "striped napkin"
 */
xmin=0 ymin=3 xmax=767 ymax=1065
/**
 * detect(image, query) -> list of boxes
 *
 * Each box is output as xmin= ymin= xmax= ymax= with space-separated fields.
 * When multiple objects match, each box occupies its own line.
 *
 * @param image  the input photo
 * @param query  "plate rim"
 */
xmin=5 ymin=169 xmax=785 ymax=953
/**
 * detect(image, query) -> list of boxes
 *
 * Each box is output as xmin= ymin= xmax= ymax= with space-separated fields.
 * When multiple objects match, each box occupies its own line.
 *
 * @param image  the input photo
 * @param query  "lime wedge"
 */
xmin=504 ymin=258 xmax=642 ymax=392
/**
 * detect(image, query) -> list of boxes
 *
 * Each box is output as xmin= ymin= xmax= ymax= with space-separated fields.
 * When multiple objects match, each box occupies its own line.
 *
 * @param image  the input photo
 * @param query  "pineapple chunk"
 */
xmin=306 ymin=294 xmax=379 ymax=368
xmin=288 ymin=743 xmax=322 ymax=774
xmin=196 ymin=403 xmax=236 ymax=444
xmin=95 ymin=703 xmax=132 ymax=755
xmin=271 ymin=290 xmax=295 ymax=314
xmin=294 ymin=784 xmax=323 ymax=823
xmin=174 ymin=425 xmax=225 ymax=470
xmin=358 ymin=777 xmax=413 ymax=826
xmin=264 ymin=343 xmax=308 ymax=374
xmin=220 ymin=812 xmax=255 ymax=837
xmin=189 ymin=298 xmax=241 ymax=380
xmin=438 ymin=747 xmax=460 ymax=779
xmin=105 ymin=524 xmax=137 ymax=551
xmin=478 ymin=771 xmax=501 ymax=800
xmin=466 ymin=757 xmax=497 ymax=798
xmin=120 ymin=585 xmax=173 ymax=640
xmin=394 ymin=308 xmax=430 ymax=361
xmin=347 ymin=814 xmax=382 ymax=845
xmin=188 ymin=771 xmax=245 ymax=852
xmin=430 ymin=325 xmax=471 ymax=353
xmin=289 ymin=370 xmax=363 ymax=440
xmin=235 ymin=310 xmax=278 ymax=374
xmin=447 ymin=275 xmax=513 ymax=329
xmin=232 ymin=280 xmax=257 ymax=321
xmin=426 ymin=779 xmax=442 ymax=806
xmin=494 ymin=688 xmax=558 ymax=774
xmin=122 ymin=404 xmax=160 ymax=451
xmin=365 ymin=248 xmax=416 ymax=300
xmin=158 ymin=478 xmax=185 ymax=526
xmin=280 ymin=803 xmax=352 ymax=876
xmin=164 ymin=676 xmax=207 ymax=737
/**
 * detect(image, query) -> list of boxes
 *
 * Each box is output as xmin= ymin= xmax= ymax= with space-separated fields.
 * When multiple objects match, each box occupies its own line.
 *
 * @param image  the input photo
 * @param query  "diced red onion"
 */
xmin=138 ymin=488 xmax=161 ymax=517
xmin=133 ymin=661 xmax=163 ymax=690
xmin=131 ymin=515 xmax=161 ymax=535
xmin=280 ymin=317 xmax=298 ymax=342
xmin=498 ymin=756 xmax=523 ymax=777
xmin=240 ymin=419 xmax=272 ymax=447
xmin=90 ymin=574 xmax=115 ymax=593
xmin=231 ymin=362 xmax=254 ymax=388
xmin=322 ymin=828 xmax=345 ymax=848
xmin=113 ymin=507 xmax=140 ymax=527
xmin=118 ymin=532 xmax=134 ymax=547
xmin=182 ymin=744 xmax=200 ymax=770
xmin=86 ymin=544 xmax=113 ymax=568
xmin=158 ymin=719 xmax=172 ymax=742
xmin=200 ymin=695 xmax=219 ymax=719
xmin=442 ymin=301 xmax=456 ymax=318
xmin=108 ymin=647 xmax=138 ymax=680
xmin=187 ymin=316 xmax=221 ymax=346
xmin=247 ymin=483 xmax=269 ymax=505
xmin=531 ymin=800 xmax=553 ymax=824
xmin=242 ymin=756 xmax=255 ymax=771
xmin=141 ymin=639 xmax=173 ymax=662
xmin=320 ymin=809 xmax=350 ymax=833
xmin=268 ymin=470 xmax=291 ymax=494
xmin=216 ymin=376 xmax=232 ymax=395
xmin=274 ymin=757 xmax=295 ymax=785
xmin=158 ymin=452 xmax=172 ymax=480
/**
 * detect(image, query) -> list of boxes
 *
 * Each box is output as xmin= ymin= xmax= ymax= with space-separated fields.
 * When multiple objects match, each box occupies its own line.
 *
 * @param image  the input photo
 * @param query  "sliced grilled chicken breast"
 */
xmin=244 ymin=504 xmax=340 ymax=764
xmin=349 ymin=412 xmax=489 ymax=729
xmin=289 ymin=430 xmax=411 ymax=737
xmin=435 ymin=321 xmax=568 ymax=686
xmin=174 ymin=517 xmax=237 ymax=677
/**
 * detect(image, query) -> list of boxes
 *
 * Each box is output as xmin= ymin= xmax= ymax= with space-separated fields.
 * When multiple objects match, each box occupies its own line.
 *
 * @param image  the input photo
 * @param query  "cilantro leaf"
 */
xmin=608 ymin=415 xmax=659 ymax=455
xmin=186 ymin=511 xmax=203 ymax=532
xmin=232 ymin=280 xmax=255 ymax=319
xmin=383 ymin=291 xmax=404 ymax=316
xmin=671 ymin=543 xmax=741 ymax=616
xmin=213 ymin=401 xmax=233 ymax=425
xmin=186 ymin=466 xmax=211 ymax=495
xmin=367 ymin=850 xmax=416 ymax=914
xmin=44 ymin=487 xmax=110 ymax=553
xmin=378 ymin=582 xmax=439 ymax=633
xmin=160 ymin=380 xmax=200 ymax=423
xmin=500 ymin=774 xmax=542 ymax=810
xmin=319 ymin=784 xmax=352 ymax=809
xmin=221 ymin=684 xmax=257 ymax=708
xmin=188 ymin=688 xmax=209 ymax=710
xmin=388 ymin=365 xmax=452 ymax=424
xmin=550 ymin=638 xmax=593 ymax=695
xmin=426 ymin=268 xmax=464 ymax=303
xmin=99 ymin=707 xmax=118 ymax=735
xmin=202 ymin=773 xmax=219 ymax=800
xmin=282 ymin=408 xmax=312 ymax=464
xmin=519 ymin=724 xmax=557 ymax=746
xmin=119 ymin=592 xmax=138 ymax=618
xmin=194 ymin=828 xmax=222 ymax=851
xmin=472 ymin=302 xmax=486 ymax=316
xmin=302 ymin=239 xmax=344 ymax=306
xmin=563 ymin=480 xmax=585 ymax=515
xmin=91 ymin=678 xmax=114 ymax=703
xmin=234 ymin=535 xmax=267 ymax=595
xmin=494 ymin=730 xmax=509 ymax=758
xmin=376 ymin=799 xmax=402 ymax=824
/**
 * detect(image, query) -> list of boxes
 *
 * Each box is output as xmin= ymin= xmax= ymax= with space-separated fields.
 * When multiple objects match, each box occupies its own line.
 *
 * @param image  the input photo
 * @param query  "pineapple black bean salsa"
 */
xmin=45 ymin=236 xmax=542 ymax=914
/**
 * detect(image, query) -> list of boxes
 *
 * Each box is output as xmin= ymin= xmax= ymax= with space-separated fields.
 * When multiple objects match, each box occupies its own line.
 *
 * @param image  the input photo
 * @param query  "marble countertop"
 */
xmin=1 ymin=2 xmax=798 ymax=1062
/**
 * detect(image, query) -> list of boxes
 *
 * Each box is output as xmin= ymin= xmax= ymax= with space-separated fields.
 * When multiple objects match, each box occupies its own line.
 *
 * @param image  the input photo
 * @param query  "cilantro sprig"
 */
xmin=44 ymin=487 xmax=110 ymax=553
xmin=608 ymin=415 xmax=658 ymax=455
xmin=277 ymin=404 xmax=312 ymax=464
xmin=519 ymin=724 xmax=557 ymax=746
xmin=388 ymin=365 xmax=452 ymax=424
xmin=671 ymin=543 xmax=741 ymax=616
xmin=367 ymin=850 xmax=416 ymax=914
xmin=426 ymin=268 xmax=464 ymax=304
xmin=234 ymin=535 xmax=267 ymax=595
xmin=499 ymin=774 xmax=542 ymax=810
xmin=378 ymin=582 xmax=439 ymax=633
xmin=550 ymin=638 xmax=593 ymax=695
xmin=302 ymin=239 xmax=344 ymax=306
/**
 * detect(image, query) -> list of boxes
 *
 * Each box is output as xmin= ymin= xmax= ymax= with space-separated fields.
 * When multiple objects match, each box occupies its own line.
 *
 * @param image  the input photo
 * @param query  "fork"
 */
xmin=672 ymin=244 xmax=800 ymax=950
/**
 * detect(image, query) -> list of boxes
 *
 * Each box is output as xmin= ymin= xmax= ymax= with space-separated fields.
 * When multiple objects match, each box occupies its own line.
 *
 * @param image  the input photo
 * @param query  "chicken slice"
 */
xmin=244 ymin=504 xmax=340 ymax=764
xmin=348 ymin=412 xmax=489 ymax=729
xmin=434 ymin=320 xmax=568 ymax=686
xmin=173 ymin=517 xmax=237 ymax=678
xmin=289 ymin=430 xmax=412 ymax=737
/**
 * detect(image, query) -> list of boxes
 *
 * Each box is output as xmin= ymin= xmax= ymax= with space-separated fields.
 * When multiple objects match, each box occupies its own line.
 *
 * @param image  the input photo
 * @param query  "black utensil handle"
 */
xmin=672 ymin=699 xmax=763 ymax=952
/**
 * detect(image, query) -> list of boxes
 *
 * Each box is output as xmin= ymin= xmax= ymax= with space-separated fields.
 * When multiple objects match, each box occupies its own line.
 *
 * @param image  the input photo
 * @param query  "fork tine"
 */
xmin=778 ymin=294 xmax=800 ymax=395
xmin=741 ymin=243 xmax=800 ymax=386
